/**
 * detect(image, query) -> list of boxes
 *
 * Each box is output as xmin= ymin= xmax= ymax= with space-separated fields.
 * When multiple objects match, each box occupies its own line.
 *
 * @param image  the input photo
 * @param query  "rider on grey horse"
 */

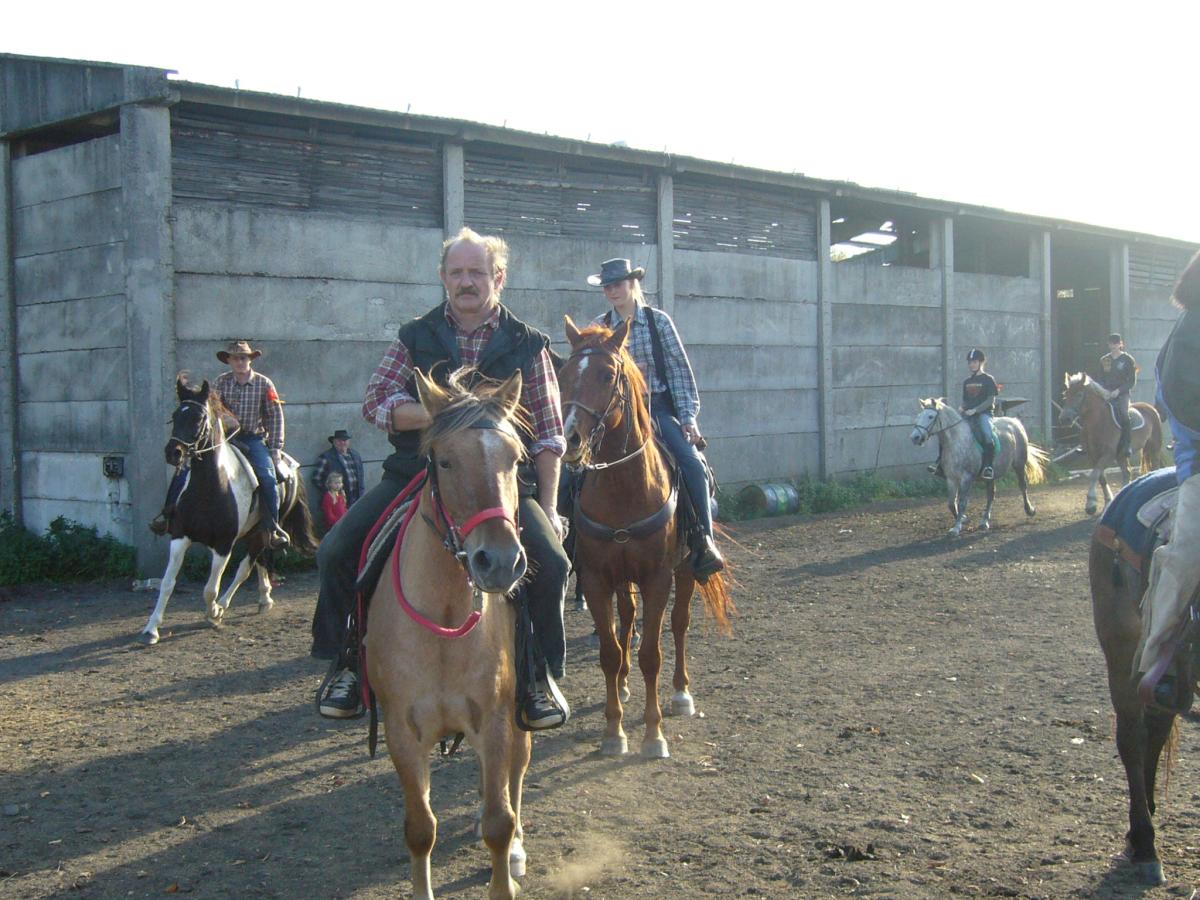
xmin=930 ymin=348 xmax=999 ymax=481
xmin=1097 ymin=333 xmax=1138 ymax=463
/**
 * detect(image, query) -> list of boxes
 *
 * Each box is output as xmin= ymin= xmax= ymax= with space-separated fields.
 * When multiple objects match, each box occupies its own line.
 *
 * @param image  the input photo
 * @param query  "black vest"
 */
xmin=382 ymin=302 xmax=551 ymax=479
xmin=1157 ymin=308 xmax=1200 ymax=432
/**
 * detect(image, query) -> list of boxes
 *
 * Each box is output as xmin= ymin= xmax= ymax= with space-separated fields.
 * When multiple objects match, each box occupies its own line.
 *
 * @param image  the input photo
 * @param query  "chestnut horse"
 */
xmin=558 ymin=317 xmax=733 ymax=758
xmin=1060 ymin=372 xmax=1164 ymax=515
xmin=365 ymin=369 xmax=531 ymax=900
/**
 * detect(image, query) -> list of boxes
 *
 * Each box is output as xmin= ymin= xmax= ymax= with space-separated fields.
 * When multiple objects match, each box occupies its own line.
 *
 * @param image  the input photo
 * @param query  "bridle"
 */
xmin=563 ymin=346 xmax=648 ymax=471
xmin=913 ymin=404 xmax=965 ymax=442
xmin=1060 ymin=376 xmax=1096 ymax=428
xmin=166 ymin=399 xmax=239 ymax=462
xmin=393 ymin=417 xmax=522 ymax=640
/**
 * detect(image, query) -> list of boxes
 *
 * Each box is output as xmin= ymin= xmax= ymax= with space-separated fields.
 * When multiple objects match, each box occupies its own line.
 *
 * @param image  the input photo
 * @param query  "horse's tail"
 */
xmin=282 ymin=476 xmax=319 ymax=555
xmin=697 ymin=524 xmax=737 ymax=635
xmin=1024 ymin=440 xmax=1050 ymax=486
xmin=1141 ymin=405 xmax=1164 ymax=470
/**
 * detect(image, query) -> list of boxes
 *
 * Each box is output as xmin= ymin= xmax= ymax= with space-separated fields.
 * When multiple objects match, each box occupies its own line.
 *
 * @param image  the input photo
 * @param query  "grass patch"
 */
xmin=0 ymin=512 xmax=135 ymax=585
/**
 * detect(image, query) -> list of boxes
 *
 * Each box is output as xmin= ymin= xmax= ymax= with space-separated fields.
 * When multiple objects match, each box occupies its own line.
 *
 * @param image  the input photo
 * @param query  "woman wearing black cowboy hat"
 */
xmin=588 ymin=258 xmax=724 ymax=580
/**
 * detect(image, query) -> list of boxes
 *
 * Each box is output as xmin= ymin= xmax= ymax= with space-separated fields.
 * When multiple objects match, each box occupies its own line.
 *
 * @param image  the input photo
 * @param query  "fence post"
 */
xmin=817 ymin=198 xmax=833 ymax=478
xmin=656 ymin=173 xmax=674 ymax=316
xmin=0 ymin=141 xmax=19 ymax=520
xmin=443 ymin=142 xmax=464 ymax=236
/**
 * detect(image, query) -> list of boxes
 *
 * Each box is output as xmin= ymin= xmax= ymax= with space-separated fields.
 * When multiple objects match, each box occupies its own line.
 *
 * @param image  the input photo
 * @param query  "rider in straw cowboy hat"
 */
xmin=150 ymin=340 xmax=290 ymax=549
xmin=588 ymin=257 xmax=725 ymax=581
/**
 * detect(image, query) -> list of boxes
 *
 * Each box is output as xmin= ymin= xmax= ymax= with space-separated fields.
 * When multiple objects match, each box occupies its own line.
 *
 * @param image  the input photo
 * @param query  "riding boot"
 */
xmin=260 ymin=511 xmax=290 ymax=549
xmin=980 ymin=447 xmax=995 ymax=481
xmin=927 ymin=449 xmax=944 ymax=478
xmin=692 ymin=533 xmax=726 ymax=583
xmin=149 ymin=507 xmax=172 ymax=535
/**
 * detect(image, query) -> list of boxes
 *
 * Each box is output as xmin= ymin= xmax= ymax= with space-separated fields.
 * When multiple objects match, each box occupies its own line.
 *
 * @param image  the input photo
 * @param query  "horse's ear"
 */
xmin=414 ymin=369 xmax=450 ymax=418
xmin=495 ymin=370 xmax=524 ymax=421
xmin=177 ymin=377 xmax=189 ymax=400
xmin=604 ymin=316 xmax=631 ymax=351
xmin=565 ymin=315 xmax=583 ymax=349
xmin=198 ymin=380 xmax=210 ymax=401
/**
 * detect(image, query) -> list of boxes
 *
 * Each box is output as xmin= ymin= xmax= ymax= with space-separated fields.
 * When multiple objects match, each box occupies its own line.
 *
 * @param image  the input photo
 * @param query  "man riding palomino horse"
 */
xmin=150 ymin=340 xmax=291 ymax=550
xmin=930 ymin=348 xmax=999 ymax=481
xmin=1097 ymin=333 xmax=1139 ymax=464
xmin=1133 ymin=249 xmax=1200 ymax=714
xmin=311 ymin=227 xmax=571 ymax=731
xmin=588 ymin=258 xmax=724 ymax=581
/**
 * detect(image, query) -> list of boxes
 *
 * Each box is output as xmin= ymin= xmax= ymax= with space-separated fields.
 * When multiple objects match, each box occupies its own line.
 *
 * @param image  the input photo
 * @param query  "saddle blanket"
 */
xmin=1109 ymin=404 xmax=1145 ymax=431
xmin=356 ymin=494 xmax=417 ymax=602
xmin=1095 ymin=467 xmax=1178 ymax=573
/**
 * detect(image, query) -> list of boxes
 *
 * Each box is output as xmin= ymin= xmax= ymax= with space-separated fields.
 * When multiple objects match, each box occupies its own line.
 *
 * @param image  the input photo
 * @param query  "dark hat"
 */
xmin=587 ymin=258 xmax=646 ymax=287
xmin=328 ymin=429 xmax=352 ymax=443
xmin=216 ymin=340 xmax=263 ymax=363
xmin=1108 ymin=333 xmax=1124 ymax=344
xmin=967 ymin=348 xmax=986 ymax=363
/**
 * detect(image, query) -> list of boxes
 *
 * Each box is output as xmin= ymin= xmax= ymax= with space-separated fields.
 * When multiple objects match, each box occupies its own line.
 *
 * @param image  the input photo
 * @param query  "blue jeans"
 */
xmin=239 ymin=434 xmax=280 ymax=525
xmin=651 ymin=401 xmax=714 ymax=538
xmin=968 ymin=413 xmax=995 ymax=468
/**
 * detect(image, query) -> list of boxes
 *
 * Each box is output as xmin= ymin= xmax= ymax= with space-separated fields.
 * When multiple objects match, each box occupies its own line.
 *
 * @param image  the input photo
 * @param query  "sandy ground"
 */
xmin=3 ymin=481 xmax=1200 ymax=899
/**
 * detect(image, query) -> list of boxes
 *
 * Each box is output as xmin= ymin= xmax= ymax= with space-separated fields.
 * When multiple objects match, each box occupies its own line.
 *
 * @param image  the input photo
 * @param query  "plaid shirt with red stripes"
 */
xmin=214 ymin=370 xmax=285 ymax=450
xmin=362 ymin=304 xmax=565 ymax=456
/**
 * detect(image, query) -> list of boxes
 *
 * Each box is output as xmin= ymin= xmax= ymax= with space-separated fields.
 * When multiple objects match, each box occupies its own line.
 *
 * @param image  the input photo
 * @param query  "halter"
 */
xmin=394 ymin=418 xmax=521 ymax=640
xmin=563 ymin=346 xmax=648 ymax=470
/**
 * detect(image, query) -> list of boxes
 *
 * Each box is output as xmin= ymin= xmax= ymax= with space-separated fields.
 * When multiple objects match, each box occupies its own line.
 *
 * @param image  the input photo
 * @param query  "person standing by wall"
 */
xmin=312 ymin=429 xmax=364 ymax=507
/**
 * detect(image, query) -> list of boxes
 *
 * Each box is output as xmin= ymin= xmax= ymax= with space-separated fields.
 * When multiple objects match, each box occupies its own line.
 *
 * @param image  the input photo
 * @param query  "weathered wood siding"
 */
xmin=11 ymin=135 xmax=132 ymax=535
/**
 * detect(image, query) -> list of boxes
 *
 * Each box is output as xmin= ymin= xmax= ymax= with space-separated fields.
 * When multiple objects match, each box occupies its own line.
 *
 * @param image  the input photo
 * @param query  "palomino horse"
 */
xmin=558 ymin=317 xmax=733 ymax=759
xmin=910 ymin=398 xmax=1048 ymax=536
xmin=1090 ymin=477 xmax=1195 ymax=886
xmin=1060 ymin=372 xmax=1164 ymax=515
xmin=365 ymin=369 xmax=531 ymax=900
xmin=138 ymin=378 xmax=316 ymax=645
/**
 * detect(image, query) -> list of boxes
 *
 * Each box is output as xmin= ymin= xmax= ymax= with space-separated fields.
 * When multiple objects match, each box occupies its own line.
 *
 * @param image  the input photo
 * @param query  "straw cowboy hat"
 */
xmin=587 ymin=258 xmax=646 ymax=287
xmin=216 ymin=340 xmax=263 ymax=363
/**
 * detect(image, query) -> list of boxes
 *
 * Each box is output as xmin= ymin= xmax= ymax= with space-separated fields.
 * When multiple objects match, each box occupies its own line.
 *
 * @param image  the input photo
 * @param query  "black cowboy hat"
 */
xmin=587 ymin=258 xmax=646 ymax=287
xmin=328 ymin=429 xmax=352 ymax=443
xmin=216 ymin=339 xmax=263 ymax=363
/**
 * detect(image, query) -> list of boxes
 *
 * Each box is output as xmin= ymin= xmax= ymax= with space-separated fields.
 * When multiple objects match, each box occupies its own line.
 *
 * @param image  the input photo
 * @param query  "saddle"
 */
xmin=227 ymin=444 xmax=300 ymax=510
xmin=1094 ymin=467 xmax=1178 ymax=576
xmin=1109 ymin=404 xmax=1145 ymax=431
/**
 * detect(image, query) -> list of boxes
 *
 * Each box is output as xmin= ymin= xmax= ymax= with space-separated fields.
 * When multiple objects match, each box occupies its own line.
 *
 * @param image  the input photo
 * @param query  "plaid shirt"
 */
xmin=363 ymin=304 xmax=565 ymax=456
xmin=214 ymin=370 xmax=285 ymax=450
xmin=312 ymin=448 xmax=362 ymax=504
xmin=593 ymin=303 xmax=700 ymax=424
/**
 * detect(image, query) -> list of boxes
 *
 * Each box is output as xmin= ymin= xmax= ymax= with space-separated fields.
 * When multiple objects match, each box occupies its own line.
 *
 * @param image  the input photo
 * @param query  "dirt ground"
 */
xmin=3 ymin=481 xmax=1200 ymax=899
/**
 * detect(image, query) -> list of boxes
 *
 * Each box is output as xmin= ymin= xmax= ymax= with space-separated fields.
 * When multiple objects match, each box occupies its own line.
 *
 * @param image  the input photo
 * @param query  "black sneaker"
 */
xmin=519 ymin=677 xmax=569 ymax=731
xmin=318 ymin=668 xmax=363 ymax=719
xmin=692 ymin=535 xmax=726 ymax=583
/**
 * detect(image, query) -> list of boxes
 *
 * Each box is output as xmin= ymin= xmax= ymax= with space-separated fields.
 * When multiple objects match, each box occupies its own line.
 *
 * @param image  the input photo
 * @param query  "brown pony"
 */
xmin=559 ymin=317 xmax=733 ymax=759
xmin=1089 ymin=518 xmax=1192 ymax=885
xmin=1060 ymin=372 xmax=1164 ymax=515
xmin=365 ymin=369 xmax=531 ymax=900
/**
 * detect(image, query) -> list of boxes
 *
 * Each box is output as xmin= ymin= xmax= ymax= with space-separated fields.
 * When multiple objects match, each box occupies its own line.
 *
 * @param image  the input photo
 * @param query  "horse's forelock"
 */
xmin=569 ymin=324 xmax=648 ymax=401
xmin=419 ymin=369 xmax=529 ymax=457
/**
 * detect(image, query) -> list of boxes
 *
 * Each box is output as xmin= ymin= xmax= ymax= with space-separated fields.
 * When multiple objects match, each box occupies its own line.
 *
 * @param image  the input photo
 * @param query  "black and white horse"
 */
xmin=138 ymin=378 xmax=316 ymax=645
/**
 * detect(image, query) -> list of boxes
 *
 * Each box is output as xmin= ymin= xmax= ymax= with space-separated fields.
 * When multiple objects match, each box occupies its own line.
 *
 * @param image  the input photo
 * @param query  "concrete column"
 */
xmin=817 ymin=198 xmax=834 ymax=478
xmin=1034 ymin=232 xmax=1053 ymax=441
xmin=122 ymin=103 xmax=175 ymax=575
xmin=0 ymin=142 xmax=20 ymax=519
xmin=443 ymin=142 xmax=464 ymax=235
xmin=936 ymin=217 xmax=955 ymax=401
xmin=656 ymin=173 xmax=675 ymax=315
xmin=1110 ymin=241 xmax=1130 ymax=340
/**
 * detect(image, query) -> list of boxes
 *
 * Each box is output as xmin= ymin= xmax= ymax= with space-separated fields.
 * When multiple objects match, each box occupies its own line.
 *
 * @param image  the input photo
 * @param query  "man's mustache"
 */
xmin=455 ymin=287 xmax=479 ymax=297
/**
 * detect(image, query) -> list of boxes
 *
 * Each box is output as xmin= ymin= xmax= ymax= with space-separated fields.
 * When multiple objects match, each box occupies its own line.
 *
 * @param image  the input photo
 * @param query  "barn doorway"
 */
xmin=1051 ymin=237 xmax=1111 ymax=442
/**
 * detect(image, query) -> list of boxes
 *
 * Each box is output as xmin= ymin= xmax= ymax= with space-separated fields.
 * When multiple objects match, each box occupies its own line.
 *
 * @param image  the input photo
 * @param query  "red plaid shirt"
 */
xmin=363 ymin=304 xmax=565 ymax=456
xmin=214 ymin=371 xmax=285 ymax=450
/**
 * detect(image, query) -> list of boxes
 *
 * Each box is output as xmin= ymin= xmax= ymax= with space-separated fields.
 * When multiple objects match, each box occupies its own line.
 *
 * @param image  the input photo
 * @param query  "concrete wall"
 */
xmin=830 ymin=262 xmax=944 ymax=476
xmin=1128 ymin=283 xmax=1177 ymax=405
xmin=10 ymin=135 xmax=132 ymax=537
xmin=953 ymin=272 xmax=1044 ymax=437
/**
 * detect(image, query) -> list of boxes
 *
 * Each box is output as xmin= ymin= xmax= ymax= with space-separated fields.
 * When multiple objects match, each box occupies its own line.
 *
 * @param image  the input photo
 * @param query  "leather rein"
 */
xmin=564 ymin=345 xmax=677 ymax=543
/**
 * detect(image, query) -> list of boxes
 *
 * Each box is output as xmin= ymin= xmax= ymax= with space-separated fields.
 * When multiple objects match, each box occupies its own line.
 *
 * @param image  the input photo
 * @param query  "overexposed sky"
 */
xmin=8 ymin=1 xmax=1200 ymax=242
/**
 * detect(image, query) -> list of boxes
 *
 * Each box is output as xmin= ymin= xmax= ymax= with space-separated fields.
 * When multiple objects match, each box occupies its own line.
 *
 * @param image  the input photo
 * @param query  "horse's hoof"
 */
xmin=1085 ymin=504 xmax=1098 ymax=516
xmin=509 ymin=836 xmax=526 ymax=878
xmin=136 ymin=630 xmax=159 ymax=646
xmin=257 ymin=599 xmax=274 ymax=615
xmin=667 ymin=691 xmax=696 ymax=717
xmin=206 ymin=612 xmax=224 ymax=629
xmin=618 ymin=685 xmax=631 ymax=704
xmin=641 ymin=737 xmax=670 ymax=759
xmin=600 ymin=735 xmax=628 ymax=756
xmin=1135 ymin=859 xmax=1165 ymax=885
xmin=1025 ymin=506 xmax=1036 ymax=517
xmin=979 ymin=521 xmax=990 ymax=531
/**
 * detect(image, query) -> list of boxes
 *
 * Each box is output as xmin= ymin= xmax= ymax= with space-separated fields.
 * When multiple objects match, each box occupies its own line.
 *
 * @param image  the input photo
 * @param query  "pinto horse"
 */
xmin=558 ymin=317 xmax=733 ymax=759
xmin=365 ymin=369 xmax=532 ymax=900
xmin=138 ymin=378 xmax=316 ymax=645
xmin=911 ymin=398 xmax=1048 ymax=536
xmin=1060 ymin=372 xmax=1163 ymax=515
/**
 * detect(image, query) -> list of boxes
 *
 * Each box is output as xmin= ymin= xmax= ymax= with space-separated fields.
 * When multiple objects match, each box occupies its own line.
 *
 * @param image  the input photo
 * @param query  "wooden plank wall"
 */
xmin=11 ymin=134 xmax=132 ymax=535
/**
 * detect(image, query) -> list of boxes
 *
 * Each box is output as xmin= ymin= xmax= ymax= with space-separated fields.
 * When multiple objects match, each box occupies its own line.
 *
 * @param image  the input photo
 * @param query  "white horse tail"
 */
xmin=1025 ymin=442 xmax=1049 ymax=486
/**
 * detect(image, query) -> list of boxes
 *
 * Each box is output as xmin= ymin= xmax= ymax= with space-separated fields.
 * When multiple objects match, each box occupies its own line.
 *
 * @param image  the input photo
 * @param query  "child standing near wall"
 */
xmin=321 ymin=472 xmax=348 ymax=532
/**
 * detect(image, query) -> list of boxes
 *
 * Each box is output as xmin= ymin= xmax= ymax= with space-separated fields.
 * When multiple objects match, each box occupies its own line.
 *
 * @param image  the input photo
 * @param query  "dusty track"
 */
xmin=3 ymin=482 xmax=1198 ymax=898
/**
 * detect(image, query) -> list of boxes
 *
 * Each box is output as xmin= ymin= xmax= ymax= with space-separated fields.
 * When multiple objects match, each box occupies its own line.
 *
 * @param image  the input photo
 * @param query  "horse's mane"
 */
xmin=418 ymin=368 xmax=531 ymax=457
xmin=177 ymin=378 xmax=234 ymax=421
xmin=573 ymin=324 xmax=651 ymax=407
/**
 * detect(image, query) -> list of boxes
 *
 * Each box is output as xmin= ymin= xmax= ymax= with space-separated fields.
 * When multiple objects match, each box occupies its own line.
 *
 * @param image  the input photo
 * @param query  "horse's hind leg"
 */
xmin=214 ymin=554 xmax=256 ymax=619
xmin=255 ymin=561 xmax=275 ymax=613
xmin=949 ymin=481 xmax=971 ymax=536
xmin=616 ymin=585 xmax=635 ymax=704
xmin=638 ymin=576 xmax=673 ymax=759
xmin=139 ymin=537 xmax=191 ymax=645
xmin=203 ymin=551 xmax=233 ymax=627
xmin=667 ymin=568 xmax=696 ymax=717
xmin=980 ymin=480 xmax=996 ymax=531
xmin=1017 ymin=461 xmax=1036 ymax=516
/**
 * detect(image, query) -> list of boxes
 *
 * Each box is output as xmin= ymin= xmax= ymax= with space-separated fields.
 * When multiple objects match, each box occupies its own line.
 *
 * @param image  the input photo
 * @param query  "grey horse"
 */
xmin=911 ymin=398 xmax=1049 ymax=536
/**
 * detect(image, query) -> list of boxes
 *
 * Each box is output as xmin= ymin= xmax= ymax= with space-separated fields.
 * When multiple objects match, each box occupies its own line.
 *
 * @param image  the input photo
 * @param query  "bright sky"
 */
xmin=8 ymin=1 xmax=1200 ymax=242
